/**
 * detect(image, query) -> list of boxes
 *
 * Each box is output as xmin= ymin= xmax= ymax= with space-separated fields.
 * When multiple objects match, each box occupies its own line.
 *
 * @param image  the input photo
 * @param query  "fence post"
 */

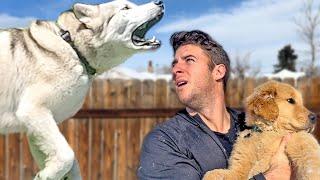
xmin=126 ymin=79 xmax=142 ymax=180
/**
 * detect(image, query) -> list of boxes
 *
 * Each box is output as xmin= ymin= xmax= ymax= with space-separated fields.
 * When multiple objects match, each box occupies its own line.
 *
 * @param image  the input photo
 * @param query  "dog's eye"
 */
xmin=287 ymin=98 xmax=295 ymax=104
xmin=121 ymin=5 xmax=130 ymax=10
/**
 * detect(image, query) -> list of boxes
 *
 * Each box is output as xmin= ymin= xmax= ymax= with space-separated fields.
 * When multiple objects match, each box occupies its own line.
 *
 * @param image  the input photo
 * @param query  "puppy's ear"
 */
xmin=73 ymin=3 xmax=99 ymax=29
xmin=246 ymin=81 xmax=279 ymax=123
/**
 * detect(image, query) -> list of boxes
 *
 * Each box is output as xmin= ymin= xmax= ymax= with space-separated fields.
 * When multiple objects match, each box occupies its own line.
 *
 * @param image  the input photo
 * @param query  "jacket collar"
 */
xmin=176 ymin=107 xmax=246 ymax=162
xmin=176 ymin=107 xmax=247 ymax=131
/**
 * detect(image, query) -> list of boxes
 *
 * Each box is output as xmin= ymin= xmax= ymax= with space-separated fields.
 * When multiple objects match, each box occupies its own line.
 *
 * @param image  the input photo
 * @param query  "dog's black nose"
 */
xmin=308 ymin=113 xmax=317 ymax=123
xmin=154 ymin=0 xmax=163 ymax=6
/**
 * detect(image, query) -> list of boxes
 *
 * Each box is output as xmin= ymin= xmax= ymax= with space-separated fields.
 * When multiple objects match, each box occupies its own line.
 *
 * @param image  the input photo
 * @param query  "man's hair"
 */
xmin=170 ymin=30 xmax=230 ymax=91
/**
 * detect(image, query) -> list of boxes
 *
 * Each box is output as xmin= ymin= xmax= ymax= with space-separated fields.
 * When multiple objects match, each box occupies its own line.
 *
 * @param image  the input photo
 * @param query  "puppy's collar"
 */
xmin=243 ymin=125 xmax=263 ymax=138
xmin=251 ymin=125 xmax=263 ymax=133
xmin=60 ymin=30 xmax=97 ymax=76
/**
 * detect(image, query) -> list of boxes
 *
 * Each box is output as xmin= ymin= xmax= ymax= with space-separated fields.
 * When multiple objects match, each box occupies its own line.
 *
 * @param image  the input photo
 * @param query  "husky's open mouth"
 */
xmin=132 ymin=12 xmax=163 ymax=48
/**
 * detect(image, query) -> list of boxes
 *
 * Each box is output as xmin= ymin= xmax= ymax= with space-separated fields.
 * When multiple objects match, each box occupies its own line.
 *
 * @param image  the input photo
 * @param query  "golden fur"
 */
xmin=204 ymin=80 xmax=320 ymax=180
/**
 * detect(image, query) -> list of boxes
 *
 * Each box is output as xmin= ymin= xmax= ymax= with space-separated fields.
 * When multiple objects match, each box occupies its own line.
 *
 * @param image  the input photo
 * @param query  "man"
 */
xmin=137 ymin=30 xmax=291 ymax=180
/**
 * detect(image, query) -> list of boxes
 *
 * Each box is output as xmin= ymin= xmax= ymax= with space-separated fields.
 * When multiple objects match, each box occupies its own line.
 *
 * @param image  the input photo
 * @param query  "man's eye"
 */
xmin=287 ymin=98 xmax=295 ymax=104
xmin=186 ymin=58 xmax=195 ymax=63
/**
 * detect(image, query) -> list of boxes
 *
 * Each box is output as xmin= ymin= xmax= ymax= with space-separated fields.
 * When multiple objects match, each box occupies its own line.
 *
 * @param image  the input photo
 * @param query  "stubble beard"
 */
xmin=178 ymin=87 xmax=206 ymax=112
xmin=178 ymin=76 xmax=214 ymax=112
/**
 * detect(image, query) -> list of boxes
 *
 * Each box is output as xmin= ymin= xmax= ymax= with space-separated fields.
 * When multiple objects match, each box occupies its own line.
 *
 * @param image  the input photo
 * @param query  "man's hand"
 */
xmin=263 ymin=134 xmax=292 ymax=180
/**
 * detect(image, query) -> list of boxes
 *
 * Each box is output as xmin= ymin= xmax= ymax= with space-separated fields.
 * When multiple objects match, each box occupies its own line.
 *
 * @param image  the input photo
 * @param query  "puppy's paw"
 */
xmin=203 ymin=169 xmax=230 ymax=180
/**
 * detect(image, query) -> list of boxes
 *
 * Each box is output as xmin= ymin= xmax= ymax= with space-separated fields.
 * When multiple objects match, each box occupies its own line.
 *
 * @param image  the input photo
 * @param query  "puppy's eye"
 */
xmin=287 ymin=98 xmax=295 ymax=104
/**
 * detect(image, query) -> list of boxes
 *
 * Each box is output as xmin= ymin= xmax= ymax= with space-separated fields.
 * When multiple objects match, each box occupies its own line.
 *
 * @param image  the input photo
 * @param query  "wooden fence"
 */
xmin=0 ymin=77 xmax=319 ymax=180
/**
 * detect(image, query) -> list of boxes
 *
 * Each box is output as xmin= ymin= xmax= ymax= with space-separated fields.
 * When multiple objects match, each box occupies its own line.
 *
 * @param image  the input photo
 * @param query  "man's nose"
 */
xmin=171 ymin=62 xmax=184 ymax=80
xmin=172 ymin=59 xmax=187 ymax=73
xmin=172 ymin=64 xmax=184 ymax=75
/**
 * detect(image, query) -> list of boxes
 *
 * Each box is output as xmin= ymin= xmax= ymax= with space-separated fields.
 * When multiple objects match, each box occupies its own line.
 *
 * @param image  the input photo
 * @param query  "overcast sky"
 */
xmin=1 ymin=0 xmax=319 ymax=74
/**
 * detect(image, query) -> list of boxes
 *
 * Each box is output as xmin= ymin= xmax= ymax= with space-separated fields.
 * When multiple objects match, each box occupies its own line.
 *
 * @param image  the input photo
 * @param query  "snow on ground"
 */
xmin=99 ymin=67 xmax=305 ymax=83
xmin=263 ymin=69 xmax=305 ymax=80
xmin=98 ymin=67 xmax=172 ymax=81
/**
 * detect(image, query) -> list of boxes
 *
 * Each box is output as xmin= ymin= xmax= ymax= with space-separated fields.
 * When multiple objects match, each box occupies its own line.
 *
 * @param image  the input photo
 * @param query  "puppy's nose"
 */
xmin=154 ymin=0 xmax=163 ymax=6
xmin=308 ymin=113 xmax=317 ymax=123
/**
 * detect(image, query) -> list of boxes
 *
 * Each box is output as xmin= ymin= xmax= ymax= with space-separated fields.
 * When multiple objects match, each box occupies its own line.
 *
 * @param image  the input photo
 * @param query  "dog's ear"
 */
xmin=246 ymin=81 xmax=279 ymax=123
xmin=73 ymin=3 xmax=99 ymax=29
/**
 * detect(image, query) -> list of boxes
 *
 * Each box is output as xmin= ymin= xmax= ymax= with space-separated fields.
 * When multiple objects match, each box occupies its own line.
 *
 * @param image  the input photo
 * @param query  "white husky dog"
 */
xmin=0 ymin=0 xmax=164 ymax=179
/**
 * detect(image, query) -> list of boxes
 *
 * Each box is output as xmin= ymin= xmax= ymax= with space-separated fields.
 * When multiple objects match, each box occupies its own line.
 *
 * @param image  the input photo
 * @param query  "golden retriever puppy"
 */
xmin=204 ymin=80 xmax=320 ymax=180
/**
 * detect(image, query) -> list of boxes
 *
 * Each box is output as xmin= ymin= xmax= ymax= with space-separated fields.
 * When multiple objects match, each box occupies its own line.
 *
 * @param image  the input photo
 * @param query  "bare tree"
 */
xmin=231 ymin=52 xmax=260 ymax=79
xmin=249 ymin=64 xmax=261 ymax=78
xmin=295 ymin=0 xmax=320 ymax=76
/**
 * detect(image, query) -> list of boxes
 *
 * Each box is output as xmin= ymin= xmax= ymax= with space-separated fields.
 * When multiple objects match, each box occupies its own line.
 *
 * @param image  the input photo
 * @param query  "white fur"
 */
xmin=0 ymin=0 xmax=163 ymax=179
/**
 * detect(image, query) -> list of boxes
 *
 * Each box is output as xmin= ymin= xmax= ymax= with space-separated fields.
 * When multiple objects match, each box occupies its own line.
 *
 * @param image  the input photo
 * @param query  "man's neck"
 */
xmin=186 ymin=93 xmax=231 ymax=133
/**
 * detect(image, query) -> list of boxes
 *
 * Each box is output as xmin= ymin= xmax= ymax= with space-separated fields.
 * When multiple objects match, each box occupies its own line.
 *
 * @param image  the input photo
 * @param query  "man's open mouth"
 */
xmin=176 ymin=81 xmax=188 ymax=87
xmin=132 ymin=12 xmax=163 ymax=48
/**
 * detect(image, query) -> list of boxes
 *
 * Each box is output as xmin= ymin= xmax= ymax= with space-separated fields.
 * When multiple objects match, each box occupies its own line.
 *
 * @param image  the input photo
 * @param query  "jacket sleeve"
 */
xmin=137 ymin=128 xmax=202 ymax=180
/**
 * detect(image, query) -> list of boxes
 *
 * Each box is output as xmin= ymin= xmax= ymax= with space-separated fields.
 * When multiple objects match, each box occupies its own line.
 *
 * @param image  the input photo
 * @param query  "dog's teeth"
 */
xmin=133 ymin=35 xmax=146 ymax=42
xmin=151 ymin=36 xmax=156 ymax=42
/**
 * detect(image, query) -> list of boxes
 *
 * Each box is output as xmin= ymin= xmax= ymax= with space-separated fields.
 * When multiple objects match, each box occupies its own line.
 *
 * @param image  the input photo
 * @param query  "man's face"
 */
xmin=171 ymin=44 xmax=215 ymax=109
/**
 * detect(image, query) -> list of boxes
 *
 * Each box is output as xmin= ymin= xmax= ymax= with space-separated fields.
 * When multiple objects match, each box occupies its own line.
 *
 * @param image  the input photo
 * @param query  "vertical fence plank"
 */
xmin=107 ymin=79 xmax=126 ymax=108
xmin=243 ymin=78 xmax=255 ymax=107
xmin=141 ymin=80 xmax=155 ymax=108
xmin=102 ymin=119 xmax=115 ymax=180
xmin=59 ymin=118 xmax=80 ymax=180
xmin=90 ymin=80 xmax=104 ymax=180
xmin=0 ymin=135 xmax=5 ymax=179
xmin=117 ymin=79 xmax=127 ymax=109
xmin=91 ymin=79 xmax=105 ymax=109
xmin=102 ymin=79 xmax=112 ymax=109
xmin=297 ymin=77 xmax=311 ymax=107
xmin=226 ymin=78 xmax=242 ymax=107
xmin=155 ymin=79 xmax=168 ymax=108
xmin=102 ymin=79 xmax=118 ymax=180
xmin=255 ymin=77 xmax=268 ymax=87
xmin=126 ymin=118 xmax=140 ymax=180
xmin=78 ymin=119 xmax=89 ymax=180
xmin=314 ymin=120 xmax=320 ymax=141
xmin=167 ymin=81 xmax=183 ymax=108
xmin=127 ymin=80 xmax=142 ymax=108
xmin=8 ymin=134 xmax=20 ymax=180
xmin=310 ymin=77 xmax=320 ymax=109
xmin=310 ymin=77 xmax=320 ymax=140
xmin=63 ymin=119 xmax=78 ymax=158
xmin=126 ymin=80 xmax=142 ymax=180
xmin=117 ymin=79 xmax=128 ymax=180
xmin=115 ymin=119 xmax=127 ymax=180
xmin=90 ymin=119 xmax=103 ymax=180
xmin=282 ymin=78 xmax=295 ymax=86
xmin=82 ymin=88 xmax=92 ymax=110
xmin=140 ymin=80 xmax=156 ymax=149
xmin=22 ymin=135 xmax=36 ymax=180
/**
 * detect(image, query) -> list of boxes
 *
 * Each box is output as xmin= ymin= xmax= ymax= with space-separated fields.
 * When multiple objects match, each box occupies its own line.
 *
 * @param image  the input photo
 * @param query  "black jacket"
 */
xmin=137 ymin=108 xmax=265 ymax=180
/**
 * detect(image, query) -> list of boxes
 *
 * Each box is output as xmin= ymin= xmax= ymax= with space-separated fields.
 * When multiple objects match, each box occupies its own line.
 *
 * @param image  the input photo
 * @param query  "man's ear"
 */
xmin=246 ymin=81 xmax=279 ymax=123
xmin=212 ymin=64 xmax=226 ymax=81
xmin=73 ymin=3 xmax=99 ymax=29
